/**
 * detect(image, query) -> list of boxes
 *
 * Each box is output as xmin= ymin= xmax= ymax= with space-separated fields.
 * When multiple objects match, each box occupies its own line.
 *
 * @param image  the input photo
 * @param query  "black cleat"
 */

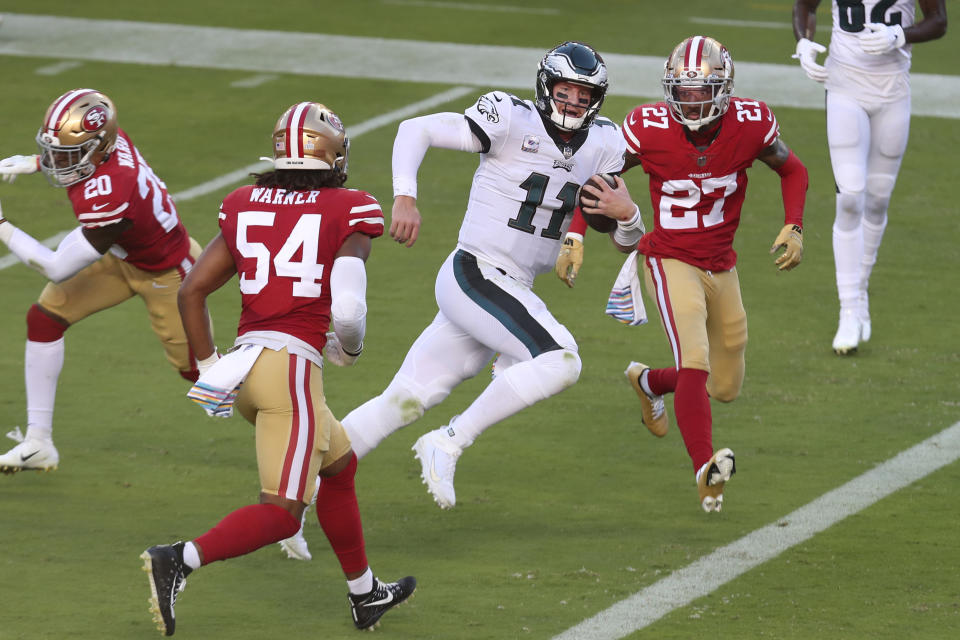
xmin=140 ymin=542 xmax=192 ymax=636
xmin=348 ymin=575 xmax=417 ymax=630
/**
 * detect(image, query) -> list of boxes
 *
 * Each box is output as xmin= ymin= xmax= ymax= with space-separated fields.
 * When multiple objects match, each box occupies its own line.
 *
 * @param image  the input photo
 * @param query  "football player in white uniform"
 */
xmin=792 ymin=0 xmax=947 ymax=354
xmin=342 ymin=41 xmax=636 ymax=509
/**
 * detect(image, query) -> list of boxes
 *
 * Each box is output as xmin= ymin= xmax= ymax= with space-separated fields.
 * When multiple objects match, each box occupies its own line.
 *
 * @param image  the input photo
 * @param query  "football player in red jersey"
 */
xmin=556 ymin=36 xmax=808 ymax=512
xmin=140 ymin=103 xmax=415 ymax=636
xmin=0 ymin=88 xmax=204 ymax=474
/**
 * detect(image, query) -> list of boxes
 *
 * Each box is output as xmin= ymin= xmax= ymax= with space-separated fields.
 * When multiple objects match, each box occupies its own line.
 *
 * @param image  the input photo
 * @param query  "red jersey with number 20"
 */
xmin=218 ymin=185 xmax=384 ymax=352
xmin=65 ymin=129 xmax=190 ymax=272
xmin=622 ymin=98 xmax=780 ymax=271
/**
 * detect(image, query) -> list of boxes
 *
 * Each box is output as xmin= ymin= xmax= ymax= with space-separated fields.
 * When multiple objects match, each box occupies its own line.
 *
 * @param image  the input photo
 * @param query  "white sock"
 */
xmin=347 ymin=567 xmax=374 ymax=595
xmin=182 ymin=541 xmax=202 ymax=570
xmin=860 ymin=215 xmax=887 ymax=292
xmin=444 ymin=349 xmax=580 ymax=449
xmin=832 ymin=224 xmax=863 ymax=312
xmin=639 ymin=369 xmax=655 ymax=396
xmin=342 ymin=383 xmax=426 ymax=460
xmin=24 ymin=338 xmax=65 ymax=442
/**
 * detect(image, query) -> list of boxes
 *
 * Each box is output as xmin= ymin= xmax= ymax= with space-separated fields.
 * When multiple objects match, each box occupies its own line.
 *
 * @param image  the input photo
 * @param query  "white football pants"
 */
xmin=827 ymin=89 xmax=910 ymax=311
xmin=343 ymin=249 xmax=580 ymax=458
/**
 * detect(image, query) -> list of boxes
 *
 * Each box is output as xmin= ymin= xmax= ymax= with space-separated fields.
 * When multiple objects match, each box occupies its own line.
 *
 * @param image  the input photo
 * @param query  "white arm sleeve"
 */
xmin=392 ymin=112 xmax=483 ymax=198
xmin=0 ymin=224 xmax=102 ymax=283
xmin=329 ymin=255 xmax=368 ymax=355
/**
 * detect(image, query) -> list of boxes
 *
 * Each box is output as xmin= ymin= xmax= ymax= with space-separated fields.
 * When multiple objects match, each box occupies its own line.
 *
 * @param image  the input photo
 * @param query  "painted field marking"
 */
xmin=229 ymin=73 xmax=277 ymax=88
xmin=35 ymin=60 xmax=83 ymax=75
xmin=0 ymin=86 xmax=474 ymax=272
xmin=1 ymin=13 xmax=958 ymax=118
xmin=689 ymin=16 xmax=793 ymax=29
xmin=382 ymin=0 xmax=559 ymax=14
xmin=552 ymin=420 xmax=960 ymax=640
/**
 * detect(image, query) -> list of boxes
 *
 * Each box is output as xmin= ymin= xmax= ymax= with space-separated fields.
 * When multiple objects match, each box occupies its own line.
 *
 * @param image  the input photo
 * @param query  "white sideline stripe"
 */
xmin=229 ymin=73 xmax=276 ymax=88
xmin=552 ymin=420 xmax=960 ymax=640
xmin=0 ymin=86 xmax=473 ymax=271
xmin=383 ymin=0 xmax=560 ymax=14
xmin=1 ymin=13 xmax=958 ymax=118
xmin=689 ymin=16 xmax=793 ymax=29
xmin=35 ymin=60 xmax=83 ymax=75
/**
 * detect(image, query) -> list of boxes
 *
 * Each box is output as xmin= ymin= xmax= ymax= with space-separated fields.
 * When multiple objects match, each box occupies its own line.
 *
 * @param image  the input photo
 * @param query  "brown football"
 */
xmin=577 ymin=173 xmax=618 ymax=233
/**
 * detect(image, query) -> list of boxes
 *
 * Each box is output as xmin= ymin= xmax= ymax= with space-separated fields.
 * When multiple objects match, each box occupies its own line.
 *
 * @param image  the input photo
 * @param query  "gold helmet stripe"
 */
xmin=44 ymin=88 xmax=97 ymax=132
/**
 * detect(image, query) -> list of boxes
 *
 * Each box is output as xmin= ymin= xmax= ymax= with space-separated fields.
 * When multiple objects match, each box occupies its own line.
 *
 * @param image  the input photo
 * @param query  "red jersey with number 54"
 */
xmin=65 ymin=129 xmax=190 ymax=271
xmin=218 ymin=185 xmax=384 ymax=352
xmin=622 ymin=98 xmax=780 ymax=271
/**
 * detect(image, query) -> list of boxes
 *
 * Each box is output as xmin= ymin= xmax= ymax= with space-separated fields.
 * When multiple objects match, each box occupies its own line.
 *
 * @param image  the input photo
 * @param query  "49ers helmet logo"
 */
xmin=82 ymin=106 xmax=108 ymax=132
xmin=326 ymin=112 xmax=344 ymax=132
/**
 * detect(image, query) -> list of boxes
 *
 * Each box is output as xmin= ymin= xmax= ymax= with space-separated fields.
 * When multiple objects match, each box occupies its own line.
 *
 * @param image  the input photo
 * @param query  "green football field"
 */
xmin=1 ymin=2 xmax=958 ymax=639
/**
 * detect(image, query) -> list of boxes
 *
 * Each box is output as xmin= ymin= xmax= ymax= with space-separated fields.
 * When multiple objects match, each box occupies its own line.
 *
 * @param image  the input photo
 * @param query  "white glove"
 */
xmin=322 ymin=331 xmax=361 ymax=367
xmin=0 ymin=155 xmax=40 ymax=183
xmin=792 ymin=38 xmax=828 ymax=83
xmin=860 ymin=22 xmax=906 ymax=55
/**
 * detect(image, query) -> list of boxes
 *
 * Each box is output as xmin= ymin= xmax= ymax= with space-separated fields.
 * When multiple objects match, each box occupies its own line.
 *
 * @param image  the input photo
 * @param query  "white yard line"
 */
xmin=689 ymin=16 xmax=793 ymax=29
xmin=1 ymin=13 xmax=958 ymax=118
xmin=0 ymin=86 xmax=474 ymax=271
xmin=382 ymin=0 xmax=560 ymax=14
xmin=552 ymin=420 xmax=960 ymax=640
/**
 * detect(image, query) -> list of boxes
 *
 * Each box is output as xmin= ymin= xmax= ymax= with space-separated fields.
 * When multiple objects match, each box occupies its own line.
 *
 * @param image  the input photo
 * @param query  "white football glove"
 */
xmin=792 ymin=38 xmax=828 ymax=83
xmin=322 ymin=331 xmax=362 ymax=367
xmin=860 ymin=22 xmax=906 ymax=55
xmin=0 ymin=155 xmax=40 ymax=183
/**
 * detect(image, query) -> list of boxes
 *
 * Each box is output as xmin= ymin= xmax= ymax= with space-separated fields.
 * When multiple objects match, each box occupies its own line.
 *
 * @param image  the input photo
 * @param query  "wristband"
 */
xmin=617 ymin=205 xmax=644 ymax=231
xmin=613 ymin=205 xmax=645 ymax=247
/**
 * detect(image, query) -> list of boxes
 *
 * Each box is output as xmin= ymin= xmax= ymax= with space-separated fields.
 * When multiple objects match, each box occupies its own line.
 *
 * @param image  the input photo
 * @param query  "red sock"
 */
xmin=647 ymin=367 xmax=678 ymax=396
xmin=194 ymin=503 xmax=300 ymax=565
xmin=26 ymin=304 xmax=67 ymax=342
xmin=316 ymin=453 xmax=368 ymax=575
xmin=674 ymin=368 xmax=713 ymax=471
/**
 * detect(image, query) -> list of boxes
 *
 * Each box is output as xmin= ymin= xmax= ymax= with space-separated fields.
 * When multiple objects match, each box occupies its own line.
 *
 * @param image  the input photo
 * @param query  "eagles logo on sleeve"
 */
xmin=476 ymin=95 xmax=501 ymax=124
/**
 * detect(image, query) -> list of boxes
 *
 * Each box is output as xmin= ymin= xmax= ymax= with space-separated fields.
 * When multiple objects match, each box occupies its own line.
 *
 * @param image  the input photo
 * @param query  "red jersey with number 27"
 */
xmin=65 ymin=129 xmax=190 ymax=271
xmin=218 ymin=185 xmax=384 ymax=352
xmin=622 ymin=98 xmax=780 ymax=271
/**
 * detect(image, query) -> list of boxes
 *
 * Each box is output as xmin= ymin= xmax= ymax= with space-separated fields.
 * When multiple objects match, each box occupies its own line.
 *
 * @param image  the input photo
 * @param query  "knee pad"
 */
xmin=502 ymin=348 xmax=581 ymax=405
xmin=864 ymin=174 xmax=896 ymax=223
xmin=834 ymin=190 xmax=865 ymax=231
xmin=26 ymin=304 xmax=68 ymax=342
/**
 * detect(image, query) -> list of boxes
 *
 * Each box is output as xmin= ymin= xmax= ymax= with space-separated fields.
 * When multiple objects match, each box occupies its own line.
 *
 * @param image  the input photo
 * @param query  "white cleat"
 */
xmin=832 ymin=308 xmax=862 ymax=355
xmin=858 ymin=291 xmax=871 ymax=343
xmin=279 ymin=507 xmax=312 ymax=561
xmin=0 ymin=429 xmax=59 ymax=474
xmin=412 ymin=430 xmax=461 ymax=509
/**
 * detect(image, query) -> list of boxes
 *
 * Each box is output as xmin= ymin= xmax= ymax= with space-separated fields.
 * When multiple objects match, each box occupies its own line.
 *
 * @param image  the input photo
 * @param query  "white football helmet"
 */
xmin=535 ymin=41 xmax=608 ymax=132
xmin=36 ymin=88 xmax=118 ymax=187
xmin=662 ymin=36 xmax=735 ymax=131
xmin=267 ymin=102 xmax=349 ymax=175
